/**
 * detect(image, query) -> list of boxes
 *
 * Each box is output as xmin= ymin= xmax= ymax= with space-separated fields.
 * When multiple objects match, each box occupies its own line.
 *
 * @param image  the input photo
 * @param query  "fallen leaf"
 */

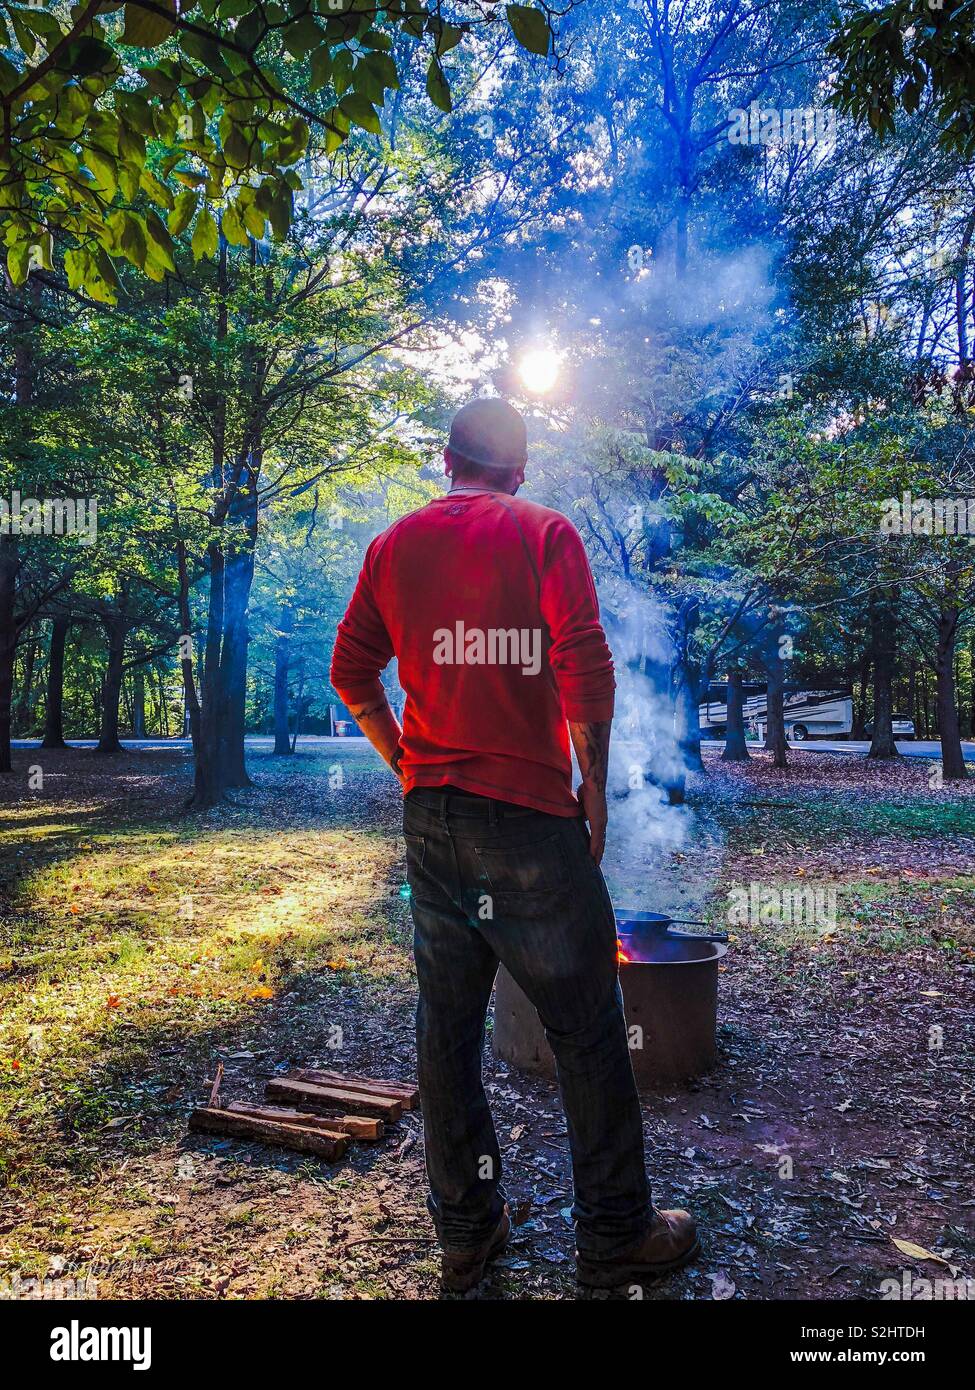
xmin=891 ymin=1237 xmax=949 ymax=1266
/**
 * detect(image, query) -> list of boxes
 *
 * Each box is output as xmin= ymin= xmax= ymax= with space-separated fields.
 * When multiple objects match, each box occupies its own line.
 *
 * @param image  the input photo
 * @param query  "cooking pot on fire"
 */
xmin=614 ymin=909 xmax=729 ymax=949
xmin=493 ymin=909 xmax=728 ymax=1086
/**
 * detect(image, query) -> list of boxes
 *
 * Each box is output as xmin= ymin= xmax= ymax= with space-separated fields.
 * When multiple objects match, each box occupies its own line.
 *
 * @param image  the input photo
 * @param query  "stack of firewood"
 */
xmin=188 ymin=1064 xmax=419 ymax=1163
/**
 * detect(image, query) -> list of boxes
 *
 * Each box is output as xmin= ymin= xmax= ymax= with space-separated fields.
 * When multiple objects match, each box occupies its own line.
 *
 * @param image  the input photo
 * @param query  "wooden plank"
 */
xmin=266 ymin=1078 xmax=402 ymax=1121
xmin=208 ymin=1061 xmax=224 ymax=1109
xmin=294 ymin=1067 xmax=418 ymax=1102
xmin=293 ymin=1068 xmax=419 ymax=1110
xmin=266 ymin=1079 xmax=402 ymax=1121
xmin=230 ymin=1100 xmax=383 ymax=1140
xmin=188 ymin=1107 xmax=348 ymax=1161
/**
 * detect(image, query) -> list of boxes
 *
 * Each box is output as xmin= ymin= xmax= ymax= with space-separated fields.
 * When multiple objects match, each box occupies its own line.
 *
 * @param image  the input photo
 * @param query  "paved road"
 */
xmin=10 ymin=735 xmax=373 ymax=752
xmin=12 ymin=734 xmax=975 ymax=762
xmin=701 ymin=737 xmax=975 ymax=761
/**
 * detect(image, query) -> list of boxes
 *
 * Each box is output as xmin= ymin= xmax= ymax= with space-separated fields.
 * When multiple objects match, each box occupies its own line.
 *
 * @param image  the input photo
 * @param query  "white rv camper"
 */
xmin=700 ymin=689 xmax=854 ymax=740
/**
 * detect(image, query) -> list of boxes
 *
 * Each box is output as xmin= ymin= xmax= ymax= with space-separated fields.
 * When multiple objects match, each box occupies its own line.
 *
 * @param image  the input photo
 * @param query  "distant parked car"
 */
xmin=863 ymin=715 xmax=915 ymax=740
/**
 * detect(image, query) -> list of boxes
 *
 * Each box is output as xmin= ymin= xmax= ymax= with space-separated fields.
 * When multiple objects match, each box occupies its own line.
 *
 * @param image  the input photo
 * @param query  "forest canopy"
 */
xmin=2 ymin=0 xmax=974 ymax=794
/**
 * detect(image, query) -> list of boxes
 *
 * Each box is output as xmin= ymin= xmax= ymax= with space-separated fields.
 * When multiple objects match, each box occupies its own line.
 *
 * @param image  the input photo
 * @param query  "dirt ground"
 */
xmin=1 ymin=740 xmax=973 ymax=1300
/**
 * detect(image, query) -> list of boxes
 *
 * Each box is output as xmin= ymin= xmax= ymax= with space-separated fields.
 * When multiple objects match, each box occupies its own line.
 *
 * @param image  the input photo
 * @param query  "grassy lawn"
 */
xmin=1 ymin=745 xmax=417 ymax=1293
xmin=1 ymin=741 xmax=973 ymax=1300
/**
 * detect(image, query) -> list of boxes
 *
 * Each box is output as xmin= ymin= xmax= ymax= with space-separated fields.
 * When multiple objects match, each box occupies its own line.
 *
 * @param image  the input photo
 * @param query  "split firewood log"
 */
xmin=266 ymin=1078 xmax=402 ymax=1121
xmin=188 ymin=1107 xmax=348 ymax=1160
xmin=227 ymin=1100 xmax=383 ymax=1140
xmin=293 ymin=1068 xmax=419 ymax=1110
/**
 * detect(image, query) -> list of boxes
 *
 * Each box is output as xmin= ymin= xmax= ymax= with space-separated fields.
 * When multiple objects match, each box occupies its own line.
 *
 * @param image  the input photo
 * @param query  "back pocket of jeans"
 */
xmin=404 ymin=833 xmax=426 ymax=872
xmin=473 ymin=834 xmax=569 ymax=896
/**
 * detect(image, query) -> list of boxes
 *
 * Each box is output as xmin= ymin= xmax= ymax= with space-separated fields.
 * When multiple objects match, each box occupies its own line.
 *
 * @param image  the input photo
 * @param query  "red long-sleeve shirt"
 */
xmin=330 ymin=489 xmax=615 ymax=815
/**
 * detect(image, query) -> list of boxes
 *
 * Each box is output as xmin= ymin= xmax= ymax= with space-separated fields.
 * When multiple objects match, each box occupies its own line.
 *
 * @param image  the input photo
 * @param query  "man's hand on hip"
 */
xmin=568 ymin=719 xmax=612 ymax=865
xmin=346 ymin=694 xmax=404 ymax=781
xmin=577 ymin=781 xmax=608 ymax=865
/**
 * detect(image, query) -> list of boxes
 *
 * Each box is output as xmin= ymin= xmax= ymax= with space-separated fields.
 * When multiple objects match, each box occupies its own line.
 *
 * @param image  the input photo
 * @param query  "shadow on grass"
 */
xmin=0 ymin=743 xmax=414 ymax=1196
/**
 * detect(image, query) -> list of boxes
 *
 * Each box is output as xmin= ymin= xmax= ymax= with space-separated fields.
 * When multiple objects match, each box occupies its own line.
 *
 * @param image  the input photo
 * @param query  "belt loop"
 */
xmin=488 ymin=799 xmax=498 ymax=827
xmin=438 ymin=791 xmax=449 ymax=825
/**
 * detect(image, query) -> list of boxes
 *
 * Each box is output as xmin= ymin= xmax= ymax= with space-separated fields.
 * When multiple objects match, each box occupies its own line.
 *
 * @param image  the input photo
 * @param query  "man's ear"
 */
xmin=511 ymin=463 xmax=526 ymax=493
xmin=443 ymin=446 xmax=454 ymax=479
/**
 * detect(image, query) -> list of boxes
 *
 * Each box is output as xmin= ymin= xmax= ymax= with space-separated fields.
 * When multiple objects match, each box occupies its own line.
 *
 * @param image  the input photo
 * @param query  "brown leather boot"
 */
xmin=576 ymin=1207 xmax=700 ymax=1289
xmin=440 ymin=1206 xmax=511 ymax=1293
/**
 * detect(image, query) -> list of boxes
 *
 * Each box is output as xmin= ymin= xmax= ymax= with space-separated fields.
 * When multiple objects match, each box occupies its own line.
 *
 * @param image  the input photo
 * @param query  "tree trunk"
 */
xmin=190 ymin=540 xmax=225 ymax=807
xmin=186 ymin=229 xmax=231 ymax=809
xmin=955 ymin=207 xmax=975 ymax=366
xmin=290 ymin=656 xmax=307 ymax=753
xmin=218 ymin=530 xmax=255 ymax=787
xmin=96 ymin=617 xmax=126 ymax=755
xmin=935 ymin=606 xmax=967 ymax=780
xmin=867 ymin=593 xmax=899 ymax=758
xmin=670 ymin=597 xmax=702 ymax=779
xmin=675 ymin=666 xmax=704 ymax=772
xmin=920 ymin=669 xmax=931 ymax=738
xmin=121 ymin=671 xmax=133 ymax=733
xmin=217 ymin=459 xmax=259 ymax=788
xmin=764 ymin=653 xmax=788 ymax=769
xmin=0 ymin=276 xmax=36 ymax=772
xmin=675 ymin=185 xmax=690 ymax=280
xmin=14 ymin=636 xmax=37 ymax=732
xmin=722 ymin=667 xmax=750 ymax=761
xmin=851 ymin=649 xmax=870 ymax=739
xmin=273 ymin=603 xmax=294 ymax=755
xmin=41 ymin=615 xmax=70 ymax=749
xmin=175 ymin=537 xmax=203 ymax=772
xmin=157 ymin=664 xmax=171 ymax=736
xmin=131 ymin=667 xmax=146 ymax=738
xmin=0 ymin=538 xmax=17 ymax=773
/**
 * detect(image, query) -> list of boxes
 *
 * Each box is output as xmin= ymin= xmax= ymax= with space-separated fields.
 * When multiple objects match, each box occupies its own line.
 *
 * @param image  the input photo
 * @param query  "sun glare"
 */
xmin=518 ymin=347 xmax=562 ymax=394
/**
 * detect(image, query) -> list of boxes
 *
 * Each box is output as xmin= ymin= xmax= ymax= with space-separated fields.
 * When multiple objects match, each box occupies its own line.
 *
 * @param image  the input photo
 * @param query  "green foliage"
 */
xmin=506 ymin=3 xmax=551 ymax=56
xmin=426 ymin=58 xmax=452 ymax=113
xmin=0 ymin=0 xmax=556 ymax=302
xmin=829 ymin=1 xmax=975 ymax=155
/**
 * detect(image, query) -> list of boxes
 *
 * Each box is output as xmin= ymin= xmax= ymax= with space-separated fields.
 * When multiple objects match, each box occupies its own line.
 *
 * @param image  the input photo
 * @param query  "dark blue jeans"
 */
xmin=404 ymin=786 xmax=651 ymax=1257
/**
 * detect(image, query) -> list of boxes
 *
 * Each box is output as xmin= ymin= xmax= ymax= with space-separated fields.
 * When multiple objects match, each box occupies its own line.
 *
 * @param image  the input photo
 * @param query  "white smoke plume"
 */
xmin=592 ymin=578 xmax=691 ymax=909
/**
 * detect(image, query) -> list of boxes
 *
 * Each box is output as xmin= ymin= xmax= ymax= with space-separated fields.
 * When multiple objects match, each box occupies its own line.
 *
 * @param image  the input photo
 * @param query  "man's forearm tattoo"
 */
xmin=574 ymin=721 xmax=610 ymax=790
xmin=350 ymin=699 xmax=387 ymax=722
